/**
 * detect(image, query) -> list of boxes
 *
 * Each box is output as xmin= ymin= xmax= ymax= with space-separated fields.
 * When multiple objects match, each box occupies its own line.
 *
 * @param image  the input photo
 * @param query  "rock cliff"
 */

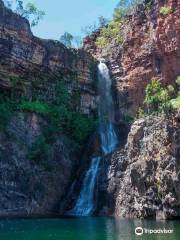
xmin=0 ymin=0 xmax=97 ymax=217
xmin=105 ymin=113 xmax=180 ymax=219
xmin=0 ymin=0 xmax=97 ymax=115
xmin=83 ymin=0 xmax=180 ymax=219
xmin=0 ymin=112 xmax=76 ymax=217
xmin=84 ymin=0 xmax=180 ymax=118
xmin=0 ymin=0 xmax=179 ymax=219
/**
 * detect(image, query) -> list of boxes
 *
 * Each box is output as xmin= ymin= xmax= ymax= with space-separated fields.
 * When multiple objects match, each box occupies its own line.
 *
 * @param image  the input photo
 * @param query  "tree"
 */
xmin=72 ymin=36 xmax=82 ymax=49
xmin=115 ymin=0 xmax=144 ymax=18
xmin=98 ymin=16 xmax=109 ymax=28
xmin=3 ymin=0 xmax=45 ymax=27
xmin=59 ymin=32 xmax=73 ymax=48
xmin=113 ymin=7 xmax=124 ymax=21
xmin=3 ymin=0 xmax=12 ymax=8
xmin=81 ymin=22 xmax=97 ymax=36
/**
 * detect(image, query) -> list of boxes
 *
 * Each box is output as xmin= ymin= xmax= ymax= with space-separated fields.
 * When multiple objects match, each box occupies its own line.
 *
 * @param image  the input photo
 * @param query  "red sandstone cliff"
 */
xmin=84 ymin=0 xmax=180 ymax=117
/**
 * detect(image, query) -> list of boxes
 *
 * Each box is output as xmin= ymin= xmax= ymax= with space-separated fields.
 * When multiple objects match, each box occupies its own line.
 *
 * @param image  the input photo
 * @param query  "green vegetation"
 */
xmin=59 ymin=32 xmax=74 ymax=48
xmin=59 ymin=32 xmax=82 ymax=49
xmin=48 ymin=81 xmax=96 ymax=147
xmin=160 ymin=5 xmax=172 ymax=16
xmin=20 ymin=101 xmax=50 ymax=114
xmin=95 ymin=0 xmax=145 ymax=48
xmin=96 ymin=20 xmax=122 ymax=48
xmin=170 ymin=76 xmax=180 ymax=109
xmin=115 ymin=0 xmax=144 ymax=18
xmin=138 ymin=76 xmax=180 ymax=118
xmin=18 ymin=81 xmax=97 ymax=150
xmin=144 ymin=79 xmax=172 ymax=113
xmin=27 ymin=135 xmax=50 ymax=163
xmin=0 ymin=75 xmax=97 ymax=155
xmin=170 ymin=95 xmax=180 ymax=109
xmin=27 ymin=135 xmax=54 ymax=171
xmin=4 ymin=0 xmax=45 ymax=27
xmin=176 ymin=76 xmax=180 ymax=85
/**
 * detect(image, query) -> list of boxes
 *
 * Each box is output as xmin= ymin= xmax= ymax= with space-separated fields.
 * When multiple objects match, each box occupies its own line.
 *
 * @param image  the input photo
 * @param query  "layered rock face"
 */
xmin=0 ymin=0 xmax=97 ymax=115
xmin=84 ymin=0 xmax=180 ymax=118
xmin=100 ymin=113 xmax=180 ymax=219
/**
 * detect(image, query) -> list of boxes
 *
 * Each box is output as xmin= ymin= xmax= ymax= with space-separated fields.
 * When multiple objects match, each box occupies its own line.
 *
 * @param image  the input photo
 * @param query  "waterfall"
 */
xmin=68 ymin=61 xmax=118 ymax=216
xmin=98 ymin=62 xmax=118 ymax=154
xmin=69 ymin=157 xmax=101 ymax=216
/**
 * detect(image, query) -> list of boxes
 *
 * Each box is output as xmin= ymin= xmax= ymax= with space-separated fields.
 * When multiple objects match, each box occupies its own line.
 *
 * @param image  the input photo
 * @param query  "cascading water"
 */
xmin=69 ymin=157 xmax=101 ymax=216
xmin=98 ymin=62 xmax=118 ymax=154
xmin=68 ymin=61 xmax=118 ymax=216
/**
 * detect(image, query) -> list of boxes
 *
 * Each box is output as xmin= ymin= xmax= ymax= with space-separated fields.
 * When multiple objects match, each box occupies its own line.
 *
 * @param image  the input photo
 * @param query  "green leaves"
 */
xmin=6 ymin=1 xmax=45 ymax=27
xmin=144 ymin=79 xmax=172 ymax=114
xmin=95 ymin=20 xmax=122 ymax=48
xmin=19 ymin=101 xmax=50 ymax=114
xmin=160 ymin=6 xmax=172 ymax=16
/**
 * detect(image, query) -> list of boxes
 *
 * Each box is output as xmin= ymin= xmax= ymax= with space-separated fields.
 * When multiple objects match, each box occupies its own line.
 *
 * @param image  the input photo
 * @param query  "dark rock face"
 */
xmin=103 ymin=113 xmax=180 ymax=219
xmin=0 ymin=113 xmax=76 ymax=217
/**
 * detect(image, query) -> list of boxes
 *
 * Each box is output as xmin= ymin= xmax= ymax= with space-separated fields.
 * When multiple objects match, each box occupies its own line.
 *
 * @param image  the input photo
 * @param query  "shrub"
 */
xmin=170 ymin=95 xmax=180 ymax=109
xmin=137 ymin=108 xmax=146 ymax=118
xmin=20 ymin=101 xmax=50 ymax=114
xmin=95 ymin=36 xmax=108 ymax=48
xmin=27 ymin=136 xmax=50 ymax=163
xmin=69 ymin=113 xmax=96 ymax=145
xmin=144 ymin=79 xmax=172 ymax=114
xmin=176 ymin=76 xmax=180 ymax=86
xmin=160 ymin=6 xmax=172 ymax=16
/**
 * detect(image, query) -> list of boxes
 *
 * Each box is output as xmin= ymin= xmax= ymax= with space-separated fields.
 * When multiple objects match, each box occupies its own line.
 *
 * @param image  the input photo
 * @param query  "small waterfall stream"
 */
xmin=69 ymin=62 xmax=118 ymax=216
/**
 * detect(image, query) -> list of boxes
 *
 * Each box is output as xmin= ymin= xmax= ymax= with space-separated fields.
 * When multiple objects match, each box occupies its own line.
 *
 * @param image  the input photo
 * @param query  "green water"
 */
xmin=0 ymin=217 xmax=179 ymax=240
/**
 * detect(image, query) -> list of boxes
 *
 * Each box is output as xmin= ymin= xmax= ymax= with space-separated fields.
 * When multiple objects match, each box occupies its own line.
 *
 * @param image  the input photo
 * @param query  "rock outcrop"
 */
xmin=98 ymin=113 xmax=180 ymax=219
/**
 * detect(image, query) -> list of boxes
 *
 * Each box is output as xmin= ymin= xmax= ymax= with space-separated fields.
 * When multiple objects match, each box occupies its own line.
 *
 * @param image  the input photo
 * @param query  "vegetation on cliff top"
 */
xmin=95 ymin=0 xmax=144 ymax=48
xmin=4 ymin=0 xmax=45 ymax=27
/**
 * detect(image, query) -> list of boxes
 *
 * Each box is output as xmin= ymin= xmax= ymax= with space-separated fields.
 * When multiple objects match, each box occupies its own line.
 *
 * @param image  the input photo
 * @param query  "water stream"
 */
xmin=69 ymin=62 xmax=118 ymax=216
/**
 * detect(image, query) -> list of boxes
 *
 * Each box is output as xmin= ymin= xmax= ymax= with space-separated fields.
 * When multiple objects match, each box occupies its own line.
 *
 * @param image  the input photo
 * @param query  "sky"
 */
xmin=23 ymin=0 xmax=119 ymax=40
